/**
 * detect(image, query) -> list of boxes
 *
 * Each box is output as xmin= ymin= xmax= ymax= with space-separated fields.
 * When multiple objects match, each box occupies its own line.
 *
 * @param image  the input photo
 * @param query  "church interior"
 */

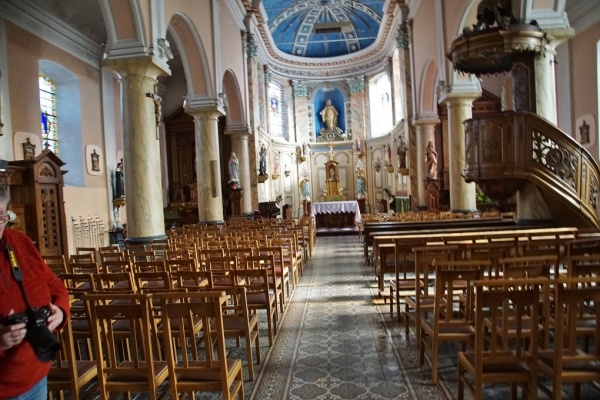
xmin=1 ymin=0 xmax=600 ymax=399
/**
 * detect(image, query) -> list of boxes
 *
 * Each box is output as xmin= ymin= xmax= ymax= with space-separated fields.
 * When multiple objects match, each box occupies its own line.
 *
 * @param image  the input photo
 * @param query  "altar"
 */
xmin=310 ymin=200 xmax=361 ymax=233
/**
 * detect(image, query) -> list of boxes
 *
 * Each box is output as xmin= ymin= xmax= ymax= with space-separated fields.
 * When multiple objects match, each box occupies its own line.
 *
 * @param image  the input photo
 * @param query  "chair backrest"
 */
xmin=99 ymin=259 xmax=132 ymax=274
xmin=69 ymin=261 xmax=99 ymax=275
xmin=83 ymin=293 xmax=167 ymax=395
xmin=94 ymin=271 xmax=136 ymax=293
xmin=165 ymin=258 xmax=197 ymax=273
xmin=43 ymin=254 xmax=68 ymax=275
xmin=432 ymin=265 xmax=484 ymax=326
xmin=154 ymin=291 xmax=243 ymax=399
xmin=76 ymin=247 xmax=97 ymax=262
xmin=69 ymin=254 xmax=95 ymax=265
xmin=473 ymin=279 xmax=543 ymax=360
xmin=134 ymin=271 xmax=173 ymax=293
xmin=171 ymin=270 xmax=213 ymax=290
xmin=133 ymin=260 xmax=167 ymax=273
xmin=499 ymin=255 xmax=557 ymax=279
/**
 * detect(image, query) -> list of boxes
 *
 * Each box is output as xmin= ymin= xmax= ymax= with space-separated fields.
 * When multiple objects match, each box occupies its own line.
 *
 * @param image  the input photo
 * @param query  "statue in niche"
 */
xmin=425 ymin=141 xmax=438 ymax=179
xmin=320 ymin=99 xmax=338 ymax=130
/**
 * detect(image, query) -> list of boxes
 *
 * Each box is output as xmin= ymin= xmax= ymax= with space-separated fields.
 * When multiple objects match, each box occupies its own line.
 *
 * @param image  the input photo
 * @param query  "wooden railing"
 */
xmin=464 ymin=111 xmax=600 ymax=228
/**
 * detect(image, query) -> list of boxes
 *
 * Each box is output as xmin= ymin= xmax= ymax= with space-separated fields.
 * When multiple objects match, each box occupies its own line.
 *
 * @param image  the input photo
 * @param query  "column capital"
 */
xmin=102 ymin=55 xmax=170 ymax=79
xmin=184 ymin=105 xmax=225 ymax=120
xmin=442 ymin=92 xmax=481 ymax=108
xmin=225 ymin=125 xmax=252 ymax=137
xmin=545 ymin=27 xmax=575 ymax=50
xmin=412 ymin=116 xmax=441 ymax=128
xmin=183 ymin=95 xmax=226 ymax=117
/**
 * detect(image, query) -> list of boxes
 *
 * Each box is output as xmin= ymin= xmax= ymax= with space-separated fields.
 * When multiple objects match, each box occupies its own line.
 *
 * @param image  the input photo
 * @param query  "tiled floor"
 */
xmin=251 ymin=234 xmax=451 ymax=400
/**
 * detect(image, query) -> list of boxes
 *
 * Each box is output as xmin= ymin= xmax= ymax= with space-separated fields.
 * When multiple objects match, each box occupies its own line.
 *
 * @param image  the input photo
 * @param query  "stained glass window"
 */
xmin=268 ymin=82 xmax=283 ymax=136
xmin=39 ymin=74 xmax=58 ymax=154
xmin=369 ymin=73 xmax=393 ymax=138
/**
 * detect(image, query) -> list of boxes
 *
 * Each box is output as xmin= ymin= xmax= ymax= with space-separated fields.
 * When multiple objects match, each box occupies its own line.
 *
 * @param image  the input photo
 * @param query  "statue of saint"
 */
xmin=319 ymin=99 xmax=338 ymax=130
xmin=228 ymin=152 xmax=240 ymax=183
xmin=425 ymin=141 xmax=438 ymax=179
xmin=259 ymin=144 xmax=268 ymax=176
xmin=114 ymin=162 xmax=125 ymax=198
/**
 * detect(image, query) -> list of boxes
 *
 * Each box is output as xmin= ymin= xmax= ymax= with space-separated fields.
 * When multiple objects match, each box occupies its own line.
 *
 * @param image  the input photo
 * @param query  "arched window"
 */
xmin=39 ymin=74 xmax=58 ymax=154
xmin=369 ymin=73 xmax=393 ymax=138
xmin=268 ymin=82 xmax=283 ymax=137
xmin=39 ymin=60 xmax=84 ymax=187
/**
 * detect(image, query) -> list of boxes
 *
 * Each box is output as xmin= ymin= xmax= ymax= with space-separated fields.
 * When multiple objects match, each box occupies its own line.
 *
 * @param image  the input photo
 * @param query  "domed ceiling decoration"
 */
xmin=263 ymin=0 xmax=385 ymax=58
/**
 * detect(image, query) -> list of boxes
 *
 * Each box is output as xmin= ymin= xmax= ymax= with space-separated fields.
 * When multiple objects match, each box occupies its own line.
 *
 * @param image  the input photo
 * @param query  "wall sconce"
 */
xmin=374 ymin=158 xmax=382 ymax=173
xmin=284 ymin=165 xmax=290 ymax=177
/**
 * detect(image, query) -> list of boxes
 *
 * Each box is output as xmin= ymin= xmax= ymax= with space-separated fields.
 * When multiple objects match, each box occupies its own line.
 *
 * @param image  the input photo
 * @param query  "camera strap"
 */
xmin=5 ymin=244 xmax=33 ymax=310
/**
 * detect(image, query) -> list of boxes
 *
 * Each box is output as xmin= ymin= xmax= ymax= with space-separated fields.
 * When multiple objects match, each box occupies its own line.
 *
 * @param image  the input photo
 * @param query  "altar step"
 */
xmin=315 ymin=226 xmax=359 ymax=236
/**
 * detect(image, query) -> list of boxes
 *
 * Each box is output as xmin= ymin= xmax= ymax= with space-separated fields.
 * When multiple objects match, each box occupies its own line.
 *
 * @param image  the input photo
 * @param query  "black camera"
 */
xmin=1 ymin=307 xmax=60 ymax=362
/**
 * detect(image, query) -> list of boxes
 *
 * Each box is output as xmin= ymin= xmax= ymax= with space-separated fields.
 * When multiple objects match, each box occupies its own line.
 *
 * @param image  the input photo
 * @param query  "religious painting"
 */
xmin=85 ymin=145 xmax=103 ymax=176
xmin=575 ymin=114 xmax=596 ymax=149
xmin=22 ymin=137 xmax=36 ymax=160
xmin=91 ymin=150 xmax=100 ymax=172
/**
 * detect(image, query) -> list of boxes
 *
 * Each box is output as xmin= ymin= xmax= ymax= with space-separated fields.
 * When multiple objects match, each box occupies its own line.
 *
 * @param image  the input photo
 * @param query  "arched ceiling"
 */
xmin=263 ymin=0 xmax=385 ymax=58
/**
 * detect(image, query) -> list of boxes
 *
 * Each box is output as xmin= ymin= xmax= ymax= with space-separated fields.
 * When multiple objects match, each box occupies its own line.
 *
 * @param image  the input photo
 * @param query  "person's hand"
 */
xmin=0 ymin=309 xmax=27 ymax=351
xmin=45 ymin=303 xmax=64 ymax=332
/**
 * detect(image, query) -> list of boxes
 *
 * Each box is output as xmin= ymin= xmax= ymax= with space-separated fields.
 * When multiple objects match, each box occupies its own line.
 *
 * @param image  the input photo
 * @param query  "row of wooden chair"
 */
xmin=50 ymin=291 xmax=245 ymax=400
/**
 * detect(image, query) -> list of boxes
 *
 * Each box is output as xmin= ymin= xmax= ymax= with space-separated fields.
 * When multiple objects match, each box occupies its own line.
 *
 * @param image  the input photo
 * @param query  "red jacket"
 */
xmin=0 ymin=228 xmax=69 ymax=398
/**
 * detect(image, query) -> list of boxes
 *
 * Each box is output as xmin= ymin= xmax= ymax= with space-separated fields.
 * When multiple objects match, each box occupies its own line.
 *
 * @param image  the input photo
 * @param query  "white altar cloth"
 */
xmin=310 ymin=201 xmax=361 ymax=223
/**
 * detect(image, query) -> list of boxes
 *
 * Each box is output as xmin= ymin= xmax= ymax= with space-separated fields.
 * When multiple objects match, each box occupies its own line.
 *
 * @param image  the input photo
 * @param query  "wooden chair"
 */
xmin=43 ymin=254 xmax=68 ymax=275
xmin=84 ymin=293 xmax=169 ymax=399
xmin=69 ymin=254 xmax=96 ymax=266
xmin=61 ymin=273 xmax=96 ymax=360
xmin=156 ymin=291 xmax=244 ymax=399
xmin=419 ymin=265 xmax=483 ymax=385
xmin=271 ymin=238 xmax=299 ymax=287
xmin=165 ymin=258 xmax=197 ymax=273
xmin=245 ymin=254 xmax=284 ymax=314
xmin=98 ymin=251 xmax=125 ymax=264
xmin=404 ymin=245 xmax=457 ymax=341
xmin=258 ymin=246 xmax=290 ymax=304
xmin=128 ymin=250 xmax=157 ymax=263
xmin=234 ymin=267 xmax=278 ymax=346
xmin=47 ymin=315 xmax=98 ymax=400
xmin=388 ymin=239 xmax=424 ymax=320
xmin=537 ymin=277 xmax=600 ymax=400
xmin=211 ymin=286 xmax=260 ymax=381
xmin=457 ymin=279 xmax=543 ymax=400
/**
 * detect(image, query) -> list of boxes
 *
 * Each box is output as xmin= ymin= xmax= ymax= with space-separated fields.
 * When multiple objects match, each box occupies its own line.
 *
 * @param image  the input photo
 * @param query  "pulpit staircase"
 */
xmin=463 ymin=111 xmax=600 ymax=229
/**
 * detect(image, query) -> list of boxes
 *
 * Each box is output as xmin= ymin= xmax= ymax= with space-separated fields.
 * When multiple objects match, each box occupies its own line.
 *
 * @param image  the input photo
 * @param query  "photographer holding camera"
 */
xmin=0 ymin=185 xmax=69 ymax=399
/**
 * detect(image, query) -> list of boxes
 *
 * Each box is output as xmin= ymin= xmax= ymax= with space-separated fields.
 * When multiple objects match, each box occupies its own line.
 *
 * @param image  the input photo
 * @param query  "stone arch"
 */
xmin=99 ymin=0 xmax=147 ymax=58
xmin=222 ymin=69 xmax=245 ymax=126
xmin=168 ymin=13 xmax=213 ymax=99
xmin=419 ymin=59 xmax=439 ymax=115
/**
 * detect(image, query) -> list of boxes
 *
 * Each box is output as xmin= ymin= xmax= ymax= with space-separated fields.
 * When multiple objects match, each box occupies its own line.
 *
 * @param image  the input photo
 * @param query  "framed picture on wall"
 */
xmin=575 ymin=114 xmax=596 ymax=149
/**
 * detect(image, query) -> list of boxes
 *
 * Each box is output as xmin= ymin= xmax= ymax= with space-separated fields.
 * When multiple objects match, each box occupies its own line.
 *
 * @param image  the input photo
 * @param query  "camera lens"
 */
xmin=26 ymin=325 xmax=60 ymax=362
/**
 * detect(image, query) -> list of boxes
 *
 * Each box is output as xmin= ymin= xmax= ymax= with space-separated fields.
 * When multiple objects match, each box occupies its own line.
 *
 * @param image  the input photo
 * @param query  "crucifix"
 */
xmin=146 ymin=85 xmax=162 ymax=139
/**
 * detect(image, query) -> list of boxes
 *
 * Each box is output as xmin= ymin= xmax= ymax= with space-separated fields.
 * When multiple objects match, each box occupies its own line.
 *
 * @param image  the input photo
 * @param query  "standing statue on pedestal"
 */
xmin=397 ymin=136 xmax=407 ymax=169
xmin=259 ymin=144 xmax=268 ymax=176
xmin=320 ymin=99 xmax=338 ymax=130
xmin=228 ymin=152 xmax=240 ymax=187
xmin=114 ymin=162 xmax=125 ymax=199
xmin=425 ymin=141 xmax=438 ymax=180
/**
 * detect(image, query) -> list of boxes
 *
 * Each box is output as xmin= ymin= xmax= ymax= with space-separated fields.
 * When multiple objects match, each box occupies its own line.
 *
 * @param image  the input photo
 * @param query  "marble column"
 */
xmin=444 ymin=94 xmax=479 ymax=212
xmin=226 ymin=127 xmax=252 ymax=215
xmin=103 ymin=57 xmax=169 ymax=243
xmin=186 ymin=107 xmax=225 ymax=224
xmin=413 ymin=118 xmax=439 ymax=208
xmin=534 ymin=49 xmax=557 ymax=125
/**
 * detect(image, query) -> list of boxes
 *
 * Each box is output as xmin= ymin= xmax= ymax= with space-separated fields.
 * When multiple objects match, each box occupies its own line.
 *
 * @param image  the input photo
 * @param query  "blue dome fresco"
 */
xmin=263 ymin=0 xmax=385 ymax=58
